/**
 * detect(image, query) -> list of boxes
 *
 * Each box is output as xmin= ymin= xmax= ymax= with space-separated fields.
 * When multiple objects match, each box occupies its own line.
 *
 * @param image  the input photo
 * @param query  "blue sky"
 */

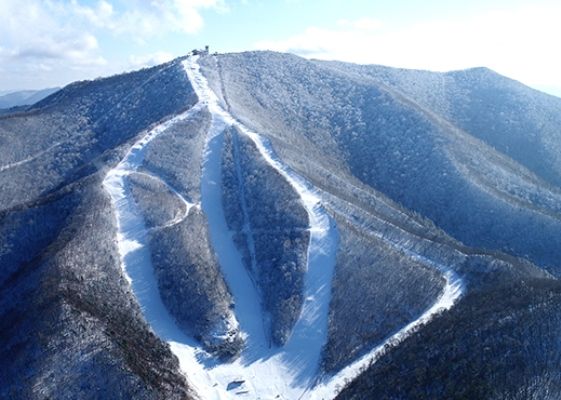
xmin=1 ymin=0 xmax=560 ymax=97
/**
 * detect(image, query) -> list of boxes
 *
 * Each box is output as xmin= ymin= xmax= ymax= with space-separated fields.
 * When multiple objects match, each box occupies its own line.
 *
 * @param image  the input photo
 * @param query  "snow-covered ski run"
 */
xmin=102 ymin=55 xmax=464 ymax=400
xmin=183 ymin=55 xmax=339 ymax=400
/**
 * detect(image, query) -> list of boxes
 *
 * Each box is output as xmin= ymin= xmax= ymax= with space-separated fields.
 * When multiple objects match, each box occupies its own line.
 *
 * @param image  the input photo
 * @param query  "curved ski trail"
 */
xmin=129 ymin=170 xmax=199 ymax=230
xmin=103 ymin=109 xmax=198 ymax=233
xmin=102 ymin=104 xmax=228 ymax=397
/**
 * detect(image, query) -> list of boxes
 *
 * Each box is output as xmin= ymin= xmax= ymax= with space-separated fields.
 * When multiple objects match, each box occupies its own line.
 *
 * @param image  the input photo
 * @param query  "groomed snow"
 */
xmin=103 ymin=54 xmax=464 ymax=400
xmin=182 ymin=55 xmax=464 ymax=399
xmin=311 ymin=271 xmax=463 ymax=398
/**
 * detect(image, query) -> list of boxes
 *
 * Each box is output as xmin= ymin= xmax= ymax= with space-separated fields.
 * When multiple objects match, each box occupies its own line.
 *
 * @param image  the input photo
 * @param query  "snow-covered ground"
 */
xmin=103 ymin=54 xmax=464 ymax=400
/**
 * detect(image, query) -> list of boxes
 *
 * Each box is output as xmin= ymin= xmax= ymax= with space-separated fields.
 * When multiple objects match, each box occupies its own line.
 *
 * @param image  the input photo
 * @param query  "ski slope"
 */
xmin=102 ymin=104 xmax=230 ymax=398
xmin=183 ymin=55 xmax=340 ymax=399
xmin=103 ymin=55 xmax=464 ymax=400
xmin=182 ymin=55 xmax=464 ymax=399
xmin=312 ymin=271 xmax=462 ymax=398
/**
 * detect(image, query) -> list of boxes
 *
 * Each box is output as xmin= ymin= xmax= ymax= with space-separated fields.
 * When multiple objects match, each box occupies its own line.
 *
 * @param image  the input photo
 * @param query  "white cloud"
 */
xmin=13 ymin=34 xmax=106 ymax=67
xmin=255 ymin=2 xmax=561 ymax=92
xmin=337 ymin=17 xmax=383 ymax=31
xmin=0 ymin=0 xmax=107 ymax=69
xmin=69 ymin=0 xmax=115 ymax=27
xmin=0 ymin=0 xmax=223 ymax=89
xmin=128 ymin=51 xmax=175 ymax=70
xmin=98 ymin=0 xmax=226 ymax=37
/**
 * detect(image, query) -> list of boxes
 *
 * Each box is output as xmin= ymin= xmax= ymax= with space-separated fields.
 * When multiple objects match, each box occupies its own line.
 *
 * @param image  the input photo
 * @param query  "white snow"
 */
xmin=102 ymin=54 xmax=465 ymax=400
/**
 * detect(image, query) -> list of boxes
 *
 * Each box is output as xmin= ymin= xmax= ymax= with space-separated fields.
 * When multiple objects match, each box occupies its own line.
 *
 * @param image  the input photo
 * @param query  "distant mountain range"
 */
xmin=1 ymin=51 xmax=561 ymax=400
xmin=0 ymin=87 xmax=60 ymax=109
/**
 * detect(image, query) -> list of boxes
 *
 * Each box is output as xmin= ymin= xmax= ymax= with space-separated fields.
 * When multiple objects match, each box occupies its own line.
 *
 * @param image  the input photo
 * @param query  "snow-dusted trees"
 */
xmin=221 ymin=127 xmax=309 ymax=345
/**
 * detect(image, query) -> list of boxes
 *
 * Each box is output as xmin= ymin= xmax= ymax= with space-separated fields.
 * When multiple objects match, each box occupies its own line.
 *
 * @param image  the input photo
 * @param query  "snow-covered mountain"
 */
xmin=2 ymin=51 xmax=561 ymax=400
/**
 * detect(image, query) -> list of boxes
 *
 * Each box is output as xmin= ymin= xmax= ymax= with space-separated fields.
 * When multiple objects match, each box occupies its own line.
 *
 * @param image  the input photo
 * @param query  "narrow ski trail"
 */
xmin=311 ymin=271 xmax=462 ymax=398
xmin=0 ymin=141 xmax=63 ymax=173
xmin=128 ymin=170 xmax=199 ymax=230
xmin=103 ymin=54 xmax=464 ymax=400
